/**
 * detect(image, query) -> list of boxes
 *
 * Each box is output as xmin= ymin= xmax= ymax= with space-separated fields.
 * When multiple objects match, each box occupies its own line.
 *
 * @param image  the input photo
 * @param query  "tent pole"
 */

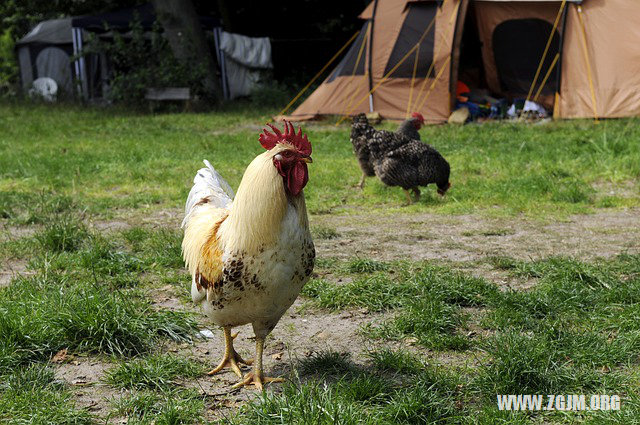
xmin=554 ymin=4 xmax=569 ymax=96
xmin=213 ymin=27 xmax=229 ymax=100
xmin=522 ymin=0 xmax=566 ymax=114
xmin=77 ymin=29 xmax=88 ymax=100
xmin=340 ymin=25 xmax=371 ymax=118
xmin=367 ymin=0 xmax=378 ymax=112
xmin=71 ymin=28 xmax=82 ymax=98
xmin=533 ymin=53 xmax=559 ymax=102
xmin=72 ymin=28 xmax=88 ymax=99
xmin=552 ymin=4 xmax=569 ymax=119
xmin=412 ymin=0 xmax=458 ymax=113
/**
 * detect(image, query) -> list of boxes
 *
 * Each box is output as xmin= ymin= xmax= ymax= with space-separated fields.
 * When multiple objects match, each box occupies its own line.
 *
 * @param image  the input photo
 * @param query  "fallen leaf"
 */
xmin=271 ymin=352 xmax=283 ymax=361
xmin=51 ymin=349 xmax=68 ymax=363
xmin=405 ymin=337 xmax=418 ymax=346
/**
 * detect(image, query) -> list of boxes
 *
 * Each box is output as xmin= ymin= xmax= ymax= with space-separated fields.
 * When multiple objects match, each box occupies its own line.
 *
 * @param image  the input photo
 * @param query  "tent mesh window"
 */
xmin=492 ymin=18 xmax=560 ymax=95
xmin=328 ymin=21 xmax=369 ymax=83
xmin=384 ymin=2 xmax=437 ymax=78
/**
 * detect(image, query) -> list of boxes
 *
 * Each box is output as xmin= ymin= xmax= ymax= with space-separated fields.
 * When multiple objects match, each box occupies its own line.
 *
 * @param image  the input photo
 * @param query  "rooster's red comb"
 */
xmin=411 ymin=112 xmax=425 ymax=123
xmin=259 ymin=121 xmax=312 ymax=156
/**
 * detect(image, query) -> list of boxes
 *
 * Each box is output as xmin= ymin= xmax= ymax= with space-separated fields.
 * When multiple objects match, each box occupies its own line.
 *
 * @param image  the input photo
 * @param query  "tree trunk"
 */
xmin=152 ymin=0 xmax=223 ymax=104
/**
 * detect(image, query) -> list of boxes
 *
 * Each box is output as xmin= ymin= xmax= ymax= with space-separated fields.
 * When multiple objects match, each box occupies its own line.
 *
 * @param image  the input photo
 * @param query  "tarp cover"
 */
xmin=220 ymin=32 xmax=272 ymax=69
xmin=16 ymin=18 xmax=73 ymax=45
xmin=220 ymin=32 xmax=273 ymax=99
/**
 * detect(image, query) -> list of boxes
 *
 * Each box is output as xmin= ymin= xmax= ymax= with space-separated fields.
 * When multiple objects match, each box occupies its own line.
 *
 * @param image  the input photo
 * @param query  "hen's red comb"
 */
xmin=259 ymin=121 xmax=312 ymax=156
xmin=411 ymin=112 xmax=425 ymax=123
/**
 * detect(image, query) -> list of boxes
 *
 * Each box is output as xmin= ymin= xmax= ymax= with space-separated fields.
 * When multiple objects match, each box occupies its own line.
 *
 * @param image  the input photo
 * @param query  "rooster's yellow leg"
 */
xmin=207 ymin=327 xmax=252 ymax=378
xmin=231 ymin=337 xmax=283 ymax=391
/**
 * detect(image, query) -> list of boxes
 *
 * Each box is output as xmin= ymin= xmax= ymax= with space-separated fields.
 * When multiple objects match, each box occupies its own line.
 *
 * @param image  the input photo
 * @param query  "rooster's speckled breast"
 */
xmin=198 ymin=202 xmax=315 ymax=335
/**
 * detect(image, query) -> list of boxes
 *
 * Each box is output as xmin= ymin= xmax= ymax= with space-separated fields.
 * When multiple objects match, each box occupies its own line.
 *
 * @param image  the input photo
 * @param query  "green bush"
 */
xmin=0 ymin=28 xmax=18 ymax=96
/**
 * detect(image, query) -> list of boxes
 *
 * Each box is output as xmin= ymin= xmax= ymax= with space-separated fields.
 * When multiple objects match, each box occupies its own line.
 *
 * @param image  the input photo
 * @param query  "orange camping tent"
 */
xmin=280 ymin=0 xmax=640 ymax=122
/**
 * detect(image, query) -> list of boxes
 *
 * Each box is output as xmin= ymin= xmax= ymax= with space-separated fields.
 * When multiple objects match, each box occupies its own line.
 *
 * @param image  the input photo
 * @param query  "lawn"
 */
xmin=0 ymin=101 xmax=639 ymax=424
xmin=1 ymin=102 xmax=639 ymax=220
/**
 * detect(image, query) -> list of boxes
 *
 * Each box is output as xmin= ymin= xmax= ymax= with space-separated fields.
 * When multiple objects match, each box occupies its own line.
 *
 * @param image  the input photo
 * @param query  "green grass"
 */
xmin=122 ymin=227 xmax=185 ymax=269
xmin=0 ymin=271 xmax=197 ymax=368
xmin=364 ymin=297 xmax=470 ymax=350
xmin=0 ymin=216 xmax=201 ymax=422
xmin=302 ymin=261 xmax=497 ymax=349
xmin=232 ymin=350 xmax=462 ymax=425
xmin=288 ymin=254 xmax=640 ymax=423
xmin=105 ymin=354 xmax=204 ymax=390
xmin=1 ymin=102 xmax=639 ymax=219
xmin=0 ymin=215 xmax=199 ymax=376
xmin=311 ymin=225 xmax=340 ymax=240
xmin=345 ymin=258 xmax=389 ymax=273
xmin=109 ymin=388 xmax=206 ymax=424
xmin=2 ymin=102 xmax=640 ymax=423
xmin=367 ymin=348 xmax=425 ymax=374
xmin=0 ymin=365 xmax=94 ymax=424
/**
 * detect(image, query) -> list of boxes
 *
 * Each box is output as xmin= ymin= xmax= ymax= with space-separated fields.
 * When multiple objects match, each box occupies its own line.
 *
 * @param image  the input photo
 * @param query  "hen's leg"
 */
xmin=207 ymin=327 xmax=252 ymax=378
xmin=357 ymin=173 xmax=366 ymax=189
xmin=231 ymin=336 xmax=283 ymax=391
xmin=411 ymin=187 xmax=421 ymax=202
xmin=403 ymin=189 xmax=413 ymax=205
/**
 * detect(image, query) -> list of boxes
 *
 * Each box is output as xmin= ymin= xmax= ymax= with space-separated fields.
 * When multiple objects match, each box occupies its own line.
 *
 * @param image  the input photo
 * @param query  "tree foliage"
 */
xmin=0 ymin=0 xmax=367 ymax=98
xmin=85 ymin=20 xmax=209 ymax=105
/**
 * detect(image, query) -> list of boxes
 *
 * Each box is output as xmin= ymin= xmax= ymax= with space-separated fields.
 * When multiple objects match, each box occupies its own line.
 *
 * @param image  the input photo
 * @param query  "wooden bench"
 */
xmin=145 ymin=87 xmax=191 ymax=111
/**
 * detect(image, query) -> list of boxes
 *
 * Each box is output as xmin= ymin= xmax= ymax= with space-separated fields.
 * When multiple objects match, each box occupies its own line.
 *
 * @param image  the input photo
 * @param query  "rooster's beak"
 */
xmin=301 ymin=156 xmax=313 ymax=164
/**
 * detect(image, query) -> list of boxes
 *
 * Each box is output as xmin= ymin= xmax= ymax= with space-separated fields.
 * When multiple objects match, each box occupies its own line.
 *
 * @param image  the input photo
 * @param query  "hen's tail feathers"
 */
xmin=182 ymin=160 xmax=234 ymax=228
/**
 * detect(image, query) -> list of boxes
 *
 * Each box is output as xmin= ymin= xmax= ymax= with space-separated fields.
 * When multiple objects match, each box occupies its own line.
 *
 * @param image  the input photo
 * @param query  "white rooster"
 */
xmin=181 ymin=122 xmax=315 ymax=389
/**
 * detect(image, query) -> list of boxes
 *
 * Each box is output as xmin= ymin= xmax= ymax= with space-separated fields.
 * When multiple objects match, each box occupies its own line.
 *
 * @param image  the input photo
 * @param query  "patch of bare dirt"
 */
xmin=0 ymin=225 xmax=38 ymax=240
xmin=139 ymin=208 xmax=183 ymax=229
xmin=92 ymin=220 xmax=130 ymax=232
xmin=54 ymin=355 xmax=119 ymax=419
xmin=0 ymin=259 xmax=29 ymax=288
xmin=149 ymin=284 xmax=188 ymax=312
xmin=311 ymin=208 xmax=640 ymax=263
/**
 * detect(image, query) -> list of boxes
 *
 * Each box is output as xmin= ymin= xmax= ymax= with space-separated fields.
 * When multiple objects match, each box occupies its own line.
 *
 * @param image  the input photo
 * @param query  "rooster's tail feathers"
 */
xmin=182 ymin=160 xmax=234 ymax=228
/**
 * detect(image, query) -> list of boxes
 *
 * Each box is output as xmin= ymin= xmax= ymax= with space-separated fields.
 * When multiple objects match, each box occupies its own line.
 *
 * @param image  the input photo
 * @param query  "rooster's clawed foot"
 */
xmin=207 ymin=328 xmax=252 ymax=378
xmin=231 ymin=371 xmax=284 ymax=391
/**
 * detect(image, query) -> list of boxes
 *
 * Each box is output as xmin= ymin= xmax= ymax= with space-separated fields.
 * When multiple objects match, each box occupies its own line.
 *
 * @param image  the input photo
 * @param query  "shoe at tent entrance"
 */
xmin=276 ymin=0 xmax=640 ymax=124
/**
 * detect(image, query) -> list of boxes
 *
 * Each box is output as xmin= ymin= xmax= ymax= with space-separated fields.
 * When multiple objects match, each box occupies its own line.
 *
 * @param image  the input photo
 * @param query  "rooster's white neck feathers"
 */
xmin=220 ymin=147 xmax=308 ymax=253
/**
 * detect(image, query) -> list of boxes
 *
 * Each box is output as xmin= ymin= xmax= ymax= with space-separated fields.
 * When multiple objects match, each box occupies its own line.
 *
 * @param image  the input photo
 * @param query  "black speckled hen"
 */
xmin=350 ymin=113 xmax=425 ymax=189
xmin=351 ymin=113 xmax=450 ymax=203
xmin=349 ymin=113 xmax=376 ymax=188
